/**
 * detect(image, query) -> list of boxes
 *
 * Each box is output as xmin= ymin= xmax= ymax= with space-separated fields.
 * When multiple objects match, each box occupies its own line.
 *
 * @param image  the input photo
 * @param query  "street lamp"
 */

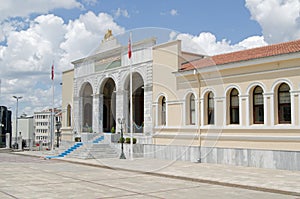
xmin=55 ymin=121 xmax=61 ymax=148
xmin=13 ymin=96 xmax=22 ymax=149
xmin=118 ymin=118 xmax=126 ymax=159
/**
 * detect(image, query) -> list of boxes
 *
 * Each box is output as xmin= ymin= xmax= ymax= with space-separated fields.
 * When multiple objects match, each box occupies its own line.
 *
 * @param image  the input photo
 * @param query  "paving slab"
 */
xmin=15 ymin=150 xmax=300 ymax=197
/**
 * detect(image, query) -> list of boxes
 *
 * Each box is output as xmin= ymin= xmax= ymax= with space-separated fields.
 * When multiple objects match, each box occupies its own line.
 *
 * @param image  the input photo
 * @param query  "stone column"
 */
xmin=240 ymin=95 xmax=249 ymax=126
xmin=123 ymin=90 xmax=129 ymax=133
xmin=73 ymin=96 xmax=81 ymax=138
xmin=215 ymin=97 xmax=225 ymax=127
xmin=143 ymin=84 xmax=153 ymax=135
xmin=200 ymin=97 xmax=204 ymax=126
xmin=115 ymin=90 xmax=124 ymax=134
xmin=92 ymin=94 xmax=100 ymax=133
xmin=291 ymin=91 xmax=299 ymax=126
xmin=99 ymin=94 xmax=103 ymax=132
xmin=263 ymin=93 xmax=272 ymax=126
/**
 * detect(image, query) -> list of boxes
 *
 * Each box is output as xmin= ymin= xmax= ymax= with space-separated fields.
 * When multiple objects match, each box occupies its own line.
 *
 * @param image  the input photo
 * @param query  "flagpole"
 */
xmin=129 ymin=32 xmax=133 ymax=160
xmin=51 ymin=63 xmax=54 ymax=151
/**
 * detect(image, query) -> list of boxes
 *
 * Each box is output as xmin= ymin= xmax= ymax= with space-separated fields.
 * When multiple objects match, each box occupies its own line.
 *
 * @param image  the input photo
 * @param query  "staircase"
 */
xmin=92 ymin=136 xmax=104 ymax=144
xmin=47 ymin=134 xmax=119 ymax=159
xmin=87 ymin=143 xmax=119 ymax=159
xmin=45 ymin=142 xmax=83 ymax=159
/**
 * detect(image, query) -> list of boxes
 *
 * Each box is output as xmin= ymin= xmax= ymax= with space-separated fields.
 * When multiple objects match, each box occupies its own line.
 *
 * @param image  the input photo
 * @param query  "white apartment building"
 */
xmin=34 ymin=109 xmax=61 ymax=148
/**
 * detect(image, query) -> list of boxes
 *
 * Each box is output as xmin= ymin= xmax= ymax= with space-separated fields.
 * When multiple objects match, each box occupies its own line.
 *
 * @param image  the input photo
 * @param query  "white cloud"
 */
xmin=113 ymin=8 xmax=130 ymax=18
xmin=170 ymin=32 xmax=267 ymax=56
xmin=0 ymin=11 xmax=125 ymax=115
xmin=60 ymin=11 xmax=125 ymax=67
xmin=82 ymin=0 xmax=97 ymax=6
xmin=170 ymin=9 xmax=178 ymax=16
xmin=246 ymin=0 xmax=300 ymax=43
xmin=0 ymin=0 xmax=83 ymax=20
xmin=161 ymin=9 xmax=179 ymax=16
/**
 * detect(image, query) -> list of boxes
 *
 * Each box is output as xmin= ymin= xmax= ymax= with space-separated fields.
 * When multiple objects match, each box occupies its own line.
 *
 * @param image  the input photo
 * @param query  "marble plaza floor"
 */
xmin=2 ymin=150 xmax=298 ymax=198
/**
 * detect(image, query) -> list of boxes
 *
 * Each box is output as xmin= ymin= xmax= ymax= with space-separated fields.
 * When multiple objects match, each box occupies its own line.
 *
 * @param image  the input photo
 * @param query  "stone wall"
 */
xmin=142 ymin=144 xmax=300 ymax=171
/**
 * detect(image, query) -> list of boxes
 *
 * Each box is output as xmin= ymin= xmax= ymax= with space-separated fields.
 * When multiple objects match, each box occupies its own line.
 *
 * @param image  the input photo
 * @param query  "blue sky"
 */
xmin=52 ymin=0 xmax=261 ymax=44
xmin=0 ymin=0 xmax=299 ymax=116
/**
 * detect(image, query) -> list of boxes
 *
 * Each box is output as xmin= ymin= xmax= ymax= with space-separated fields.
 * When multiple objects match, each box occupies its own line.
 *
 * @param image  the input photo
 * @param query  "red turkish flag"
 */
xmin=128 ymin=38 xmax=132 ymax=59
xmin=51 ymin=64 xmax=54 ymax=80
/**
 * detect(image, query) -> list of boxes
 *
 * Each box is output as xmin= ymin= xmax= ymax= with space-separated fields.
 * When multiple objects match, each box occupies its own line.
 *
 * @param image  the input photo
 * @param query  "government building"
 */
xmin=61 ymin=31 xmax=300 ymax=170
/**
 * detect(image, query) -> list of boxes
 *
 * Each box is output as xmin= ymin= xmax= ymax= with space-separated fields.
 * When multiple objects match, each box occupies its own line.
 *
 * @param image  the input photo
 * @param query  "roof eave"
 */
xmin=176 ymin=51 xmax=300 ymax=76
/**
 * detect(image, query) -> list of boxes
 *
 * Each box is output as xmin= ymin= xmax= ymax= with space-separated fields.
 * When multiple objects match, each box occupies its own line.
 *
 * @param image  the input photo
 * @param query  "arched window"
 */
xmin=189 ymin=94 xmax=196 ymax=125
xmin=207 ymin=92 xmax=214 ymax=124
xmin=161 ymin=97 xmax=166 ymax=125
xmin=230 ymin=88 xmax=239 ymax=124
xmin=253 ymin=86 xmax=264 ymax=124
xmin=67 ymin=104 xmax=72 ymax=127
xmin=278 ymin=83 xmax=291 ymax=124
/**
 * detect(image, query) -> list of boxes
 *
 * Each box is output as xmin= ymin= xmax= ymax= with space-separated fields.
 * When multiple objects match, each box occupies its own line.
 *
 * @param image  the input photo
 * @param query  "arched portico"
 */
xmin=100 ymin=78 xmax=116 ymax=132
xmin=124 ymin=72 xmax=144 ymax=133
xmin=80 ymin=82 xmax=93 ymax=132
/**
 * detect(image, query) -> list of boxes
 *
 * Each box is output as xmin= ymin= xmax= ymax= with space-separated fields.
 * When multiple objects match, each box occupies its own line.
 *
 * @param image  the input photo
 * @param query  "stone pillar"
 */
xmin=263 ymin=93 xmax=272 ymax=126
xmin=123 ymin=90 xmax=129 ymax=133
xmin=93 ymin=94 xmax=100 ymax=133
xmin=73 ymin=96 xmax=81 ymax=137
xmin=215 ymin=97 xmax=225 ymax=127
xmin=115 ymin=91 xmax=124 ymax=134
xmin=99 ymin=94 xmax=103 ymax=132
xmin=144 ymin=85 xmax=153 ymax=135
xmin=6 ymin=133 xmax=10 ymax=148
xmin=291 ymin=91 xmax=298 ymax=126
xmin=200 ymin=97 xmax=204 ymax=126
xmin=240 ymin=95 xmax=249 ymax=126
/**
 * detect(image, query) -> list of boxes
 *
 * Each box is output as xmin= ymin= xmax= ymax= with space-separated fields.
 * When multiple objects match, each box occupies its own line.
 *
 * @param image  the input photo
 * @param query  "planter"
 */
xmin=103 ymin=133 xmax=120 ymax=143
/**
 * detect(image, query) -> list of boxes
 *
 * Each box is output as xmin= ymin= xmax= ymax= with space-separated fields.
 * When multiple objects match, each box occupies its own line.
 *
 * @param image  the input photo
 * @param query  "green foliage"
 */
xmin=119 ymin=137 xmax=125 ymax=143
xmin=111 ymin=126 xmax=115 ymax=133
xmin=125 ymin=137 xmax=137 ymax=144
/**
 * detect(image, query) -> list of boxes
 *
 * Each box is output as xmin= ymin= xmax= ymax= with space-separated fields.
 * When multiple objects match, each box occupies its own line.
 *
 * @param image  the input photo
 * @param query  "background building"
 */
xmin=0 ymin=106 xmax=12 ymax=148
xmin=34 ymin=109 xmax=61 ymax=149
xmin=16 ymin=115 xmax=34 ymax=149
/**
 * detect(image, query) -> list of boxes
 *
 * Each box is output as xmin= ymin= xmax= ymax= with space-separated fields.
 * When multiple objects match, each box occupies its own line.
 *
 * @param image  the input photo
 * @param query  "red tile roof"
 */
xmin=180 ymin=39 xmax=300 ymax=71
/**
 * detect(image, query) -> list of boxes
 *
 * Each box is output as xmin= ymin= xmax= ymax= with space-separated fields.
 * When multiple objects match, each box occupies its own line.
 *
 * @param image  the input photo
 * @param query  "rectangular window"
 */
xmin=279 ymin=105 xmax=291 ymax=123
xmin=231 ymin=108 xmax=239 ymax=124
xmin=253 ymin=105 xmax=264 ymax=123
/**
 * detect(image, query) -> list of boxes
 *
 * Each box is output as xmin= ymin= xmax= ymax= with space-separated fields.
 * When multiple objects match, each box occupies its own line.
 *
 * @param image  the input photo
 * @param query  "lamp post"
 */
xmin=55 ymin=121 xmax=61 ymax=148
xmin=118 ymin=118 xmax=126 ymax=159
xmin=13 ymin=96 xmax=22 ymax=149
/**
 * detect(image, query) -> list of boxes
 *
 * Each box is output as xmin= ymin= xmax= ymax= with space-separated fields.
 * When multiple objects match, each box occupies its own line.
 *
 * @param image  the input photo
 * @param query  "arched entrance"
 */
xmin=80 ymin=83 xmax=93 ymax=132
xmin=125 ymin=72 xmax=144 ymax=133
xmin=101 ymin=78 xmax=116 ymax=132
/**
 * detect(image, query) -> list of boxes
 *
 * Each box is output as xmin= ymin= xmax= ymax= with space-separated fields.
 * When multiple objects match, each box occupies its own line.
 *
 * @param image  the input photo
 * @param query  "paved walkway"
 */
xmin=14 ymin=150 xmax=300 ymax=197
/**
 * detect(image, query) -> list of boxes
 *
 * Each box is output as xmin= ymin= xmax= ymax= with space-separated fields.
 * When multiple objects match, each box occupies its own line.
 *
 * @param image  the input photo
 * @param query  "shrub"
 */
xmin=125 ymin=137 xmax=137 ymax=144
xmin=119 ymin=137 xmax=125 ymax=143
xmin=111 ymin=126 xmax=115 ymax=133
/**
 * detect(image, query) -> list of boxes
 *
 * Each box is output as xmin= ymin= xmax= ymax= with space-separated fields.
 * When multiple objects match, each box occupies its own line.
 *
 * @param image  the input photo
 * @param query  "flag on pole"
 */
xmin=128 ymin=37 xmax=132 ymax=59
xmin=51 ymin=64 xmax=54 ymax=80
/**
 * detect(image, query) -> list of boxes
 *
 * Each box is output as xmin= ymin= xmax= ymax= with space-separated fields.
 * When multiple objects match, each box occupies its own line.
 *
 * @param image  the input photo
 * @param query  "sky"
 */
xmin=0 ymin=0 xmax=300 ymax=117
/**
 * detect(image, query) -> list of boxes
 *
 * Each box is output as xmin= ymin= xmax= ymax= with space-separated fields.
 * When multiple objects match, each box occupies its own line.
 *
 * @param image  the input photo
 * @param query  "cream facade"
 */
xmin=61 ymin=69 xmax=74 ymax=141
xmin=152 ymin=40 xmax=300 ymax=152
xmin=61 ymin=34 xmax=300 ymax=170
